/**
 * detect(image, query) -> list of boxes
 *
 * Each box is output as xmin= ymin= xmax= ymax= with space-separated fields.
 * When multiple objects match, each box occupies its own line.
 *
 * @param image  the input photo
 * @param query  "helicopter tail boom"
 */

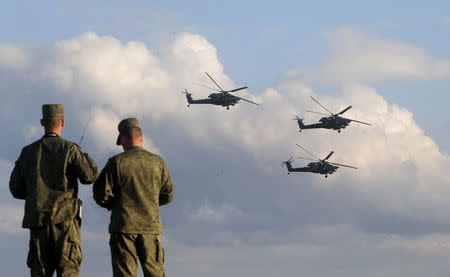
xmin=294 ymin=115 xmax=305 ymax=131
xmin=182 ymin=89 xmax=194 ymax=104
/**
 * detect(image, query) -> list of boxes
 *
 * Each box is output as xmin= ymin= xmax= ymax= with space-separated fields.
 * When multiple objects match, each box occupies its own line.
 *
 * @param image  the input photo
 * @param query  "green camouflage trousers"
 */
xmin=27 ymin=219 xmax=82 ymax=277
xmin=109 ymin=233 xmax=165 ymax=277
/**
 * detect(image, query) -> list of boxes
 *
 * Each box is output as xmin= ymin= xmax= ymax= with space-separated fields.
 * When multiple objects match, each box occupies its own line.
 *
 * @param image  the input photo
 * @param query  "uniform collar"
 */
xmin=43 ymin=133 xmax=60 ymax=138
xmin=125 ymin=146 xmax=143 ymax=152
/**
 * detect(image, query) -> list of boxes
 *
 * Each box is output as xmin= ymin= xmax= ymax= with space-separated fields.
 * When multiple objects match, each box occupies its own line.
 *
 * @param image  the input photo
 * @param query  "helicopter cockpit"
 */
xmin=208 ymin=93 xmax=221 ymax=99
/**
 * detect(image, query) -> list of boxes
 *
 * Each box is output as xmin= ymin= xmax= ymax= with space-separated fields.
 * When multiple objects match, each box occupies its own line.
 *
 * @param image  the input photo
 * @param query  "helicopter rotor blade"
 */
xmin=205 ymin=72 xmax=225 ymax=92
xmin=305 ymin=110 xmax=330 ymax=116
xmin=329 ymin=162 xmax=358 ymax=169
xmin=235 ymin=95 xmax=259 ymax=105
xmin=310 ymin=96 xmax=335 ymax=116
xmin=337 ymin=106 xmax=352 ymax=115
xmin=296 ymin=144 xmax=321 ymax=160
xmin=341 ymin=117 xmax=372 ymax=126
xmin=297 ymin=156 xmax=317 ymax=161
xmin=324 ymin=151 xmax=334 ymax=161
xmin=193 ymin=82 xmax=221 ymax=92
xmin=226 ymin=86 xmax=248 ymax=93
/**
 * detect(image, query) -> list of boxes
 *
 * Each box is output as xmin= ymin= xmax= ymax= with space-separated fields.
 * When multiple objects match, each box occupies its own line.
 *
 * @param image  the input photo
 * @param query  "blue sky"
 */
xmin=2 ymin=0 xmax=448 ymax=152
xmin=1 ymin=1 xmax=450 ymax=276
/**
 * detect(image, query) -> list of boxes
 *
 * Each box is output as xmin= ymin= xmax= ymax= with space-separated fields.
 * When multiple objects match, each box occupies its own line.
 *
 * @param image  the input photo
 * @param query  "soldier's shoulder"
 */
xmin=115 ymin=148 xmax=165 ymax=164
xmin=141 ymin=149 xmax=164 ymax=162
xmin=20 ymin=139 xmax=42 ymax=154
xmin=107 ymin=152 xmax=119 ymax=160
xmin=107 ymin=152 xmax=125 ymax=166
xmin=58 ymin=137 xmax=79 ymax=148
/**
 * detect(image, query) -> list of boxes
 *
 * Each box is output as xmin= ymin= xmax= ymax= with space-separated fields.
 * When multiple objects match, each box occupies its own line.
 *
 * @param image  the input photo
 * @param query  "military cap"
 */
xmin=116 ymin=118 xmax=141 ymax=145
xmin=42 ymin=104 xmax=64 ymax=119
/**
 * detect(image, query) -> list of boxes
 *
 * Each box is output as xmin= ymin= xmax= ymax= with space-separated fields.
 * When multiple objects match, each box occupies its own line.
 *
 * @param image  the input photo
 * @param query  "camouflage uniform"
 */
xmin=9 ymin=104 xmax=98 ymax=277
xmin=93 ymin=118 xmax=174 ymax=277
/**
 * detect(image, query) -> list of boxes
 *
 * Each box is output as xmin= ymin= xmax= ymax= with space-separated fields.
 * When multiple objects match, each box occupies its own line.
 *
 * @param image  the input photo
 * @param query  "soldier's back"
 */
xmin=109 ymin=146 xmax=167 ymax=234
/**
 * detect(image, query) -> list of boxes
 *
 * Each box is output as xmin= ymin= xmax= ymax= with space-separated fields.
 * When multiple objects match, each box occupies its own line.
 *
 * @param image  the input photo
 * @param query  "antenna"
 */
xmin=79 ymin=111 xmax=93 ymax=145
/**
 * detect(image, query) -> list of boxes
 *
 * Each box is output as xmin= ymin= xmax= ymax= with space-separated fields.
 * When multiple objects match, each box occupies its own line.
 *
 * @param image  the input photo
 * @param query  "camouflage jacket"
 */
xmin=9 ymin=134 xmax=98 ymax=228
xmin=93 ymin=146 xmax=174 ymax=234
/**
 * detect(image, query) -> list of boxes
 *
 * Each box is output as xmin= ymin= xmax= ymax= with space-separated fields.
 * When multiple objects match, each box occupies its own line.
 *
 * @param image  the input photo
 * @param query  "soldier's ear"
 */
xmin=40 ymin=119 xmax=45 ymax=127
xmin=61 ymin=118 xmax=65 ymax=128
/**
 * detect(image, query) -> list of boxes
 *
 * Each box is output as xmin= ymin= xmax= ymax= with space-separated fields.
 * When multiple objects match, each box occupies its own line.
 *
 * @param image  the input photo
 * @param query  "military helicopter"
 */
xmin=282 ymin=144 xmax=357 ymax=177
xmin=183 ymin=72 xmax=259 ymax=110
xmin=294 ymin=96 xmax=371 ymax=132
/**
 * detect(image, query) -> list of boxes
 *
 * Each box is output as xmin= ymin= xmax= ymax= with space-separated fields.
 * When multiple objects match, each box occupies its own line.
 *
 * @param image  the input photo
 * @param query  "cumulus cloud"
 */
xmin=1 ymin=31 xmax=449 ymax=230
xmin=0 ymin=160 xmax=25 ymax=234
xmin=1 ymin=30 xmax=450 ymax=276
xmin=441 ymin=16 xmax=450 ymax=25
xmin=0 ymin=44 xmax=28 ymax=70
xmin=185 ymin=201 xmax=246 ymax=225
xmin=166 ymin=225 xmax=450 ymax=277
xmin=287 ymin=27 xmax=450 ymax=86
xmin=0 ymin=205 xmax=24 ymax=234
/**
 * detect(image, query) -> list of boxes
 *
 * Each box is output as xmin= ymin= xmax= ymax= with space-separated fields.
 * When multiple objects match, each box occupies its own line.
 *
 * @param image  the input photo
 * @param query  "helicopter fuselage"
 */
xmin=184 ymin=72 xmax=257 ymax=109
xmin=306 ymin=161 xmax=338 ymax=174
xmin=208 ymin=93 xmax=240 ymax=107
xmin=296 ymin=116 xmax=351 ymax=132
xmin=285 ymin=160 xmax=338 ymax=176
xmin=295 ymin=96 xmax=370 ymax=132
xmin=185 ymin=92 xmax=239 ymax=108
xmin=318 ymin=116 xmax=351 ymax=130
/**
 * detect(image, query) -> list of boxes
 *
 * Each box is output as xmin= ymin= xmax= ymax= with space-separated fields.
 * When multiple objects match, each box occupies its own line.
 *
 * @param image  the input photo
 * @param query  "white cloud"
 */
xmin=441 ymin=16 xmax=450 ymax=25
xmin=184 ymin=201 xmax=246 ymax=225
xmin=166 ymin=225 xmax=450 ymax=277
xmin=287 ymin=27 xmax=450 ymax=85
xmin=0 ymin=32 xmax=449 ymax=228
xmin=23 ymin=124 xmax=42 ymax=140
xmin=0 ymin=205 xmax=24 ymax=234
xmin=1 ymin=31 xmax=449 ymax=224
xmin=1 ymin=31 xmax=450 ymax=276
xmin=0 ymin=160 xmax=26 ymax=234
xmin=0 ymin=44 xmax=28 ymax=70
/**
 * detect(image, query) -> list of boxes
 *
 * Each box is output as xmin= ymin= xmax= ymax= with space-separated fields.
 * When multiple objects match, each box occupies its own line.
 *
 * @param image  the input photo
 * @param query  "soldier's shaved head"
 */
xmin=40 ymin=117 xmax=64 ymax=135
xmin=117 ymin=118 xmax=143 ymax=150
xmin=42 ymin=117 xmax=63 ymax=130
xmin=123 ymin=127 xmax=142 ymax=141
xmin=41 ymin=104 xmax=65 ymax=135
xmin=119 ymin=127 xmax=143 ymax=151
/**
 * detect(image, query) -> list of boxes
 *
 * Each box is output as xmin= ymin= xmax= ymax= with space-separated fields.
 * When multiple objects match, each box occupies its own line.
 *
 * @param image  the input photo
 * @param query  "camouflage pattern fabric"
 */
xmin=28 ymin=219 xmax=82 ymax=277
xmin=10 ymin=134 xmax=98 ymax=227
xmin=42 ymin=104 xmax=64 ymax=118
xmin=109 ymin=233 xmax=165 ymax=277
xmin=93 ymin=146 xmax=174 ymax=234
xmin=9 ymin=134 xmax=98 ymax=276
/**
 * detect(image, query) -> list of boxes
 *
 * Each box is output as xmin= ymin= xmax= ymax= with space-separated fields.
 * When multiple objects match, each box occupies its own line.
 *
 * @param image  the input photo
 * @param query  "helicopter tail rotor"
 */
xmin=182 ymin=89 xmax=194 ymax=105
xmin=281 ymin=157 xmax=294 ymax=167
xmin=293 ymin=115 xmax=305 ymax=131
xmin=181 ymin=89 xmax=192 ymax=96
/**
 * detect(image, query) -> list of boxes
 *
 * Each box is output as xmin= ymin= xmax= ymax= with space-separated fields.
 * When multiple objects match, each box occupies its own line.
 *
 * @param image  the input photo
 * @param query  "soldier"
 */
xmin=9 ymin=104 xmax=98 ymax=277
xmin=93 ymin=118 xmax=174 ymax=277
